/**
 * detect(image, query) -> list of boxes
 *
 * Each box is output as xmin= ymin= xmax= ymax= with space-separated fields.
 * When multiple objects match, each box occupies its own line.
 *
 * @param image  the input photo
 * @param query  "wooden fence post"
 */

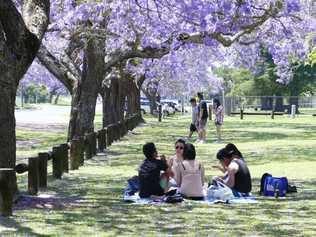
xmin=97 ymin=129 xmax=106 ymax=152
xmin=60 ymin=144 xmax=69 ymax=173
xmin=133 ymin=114 xmax=137 ymax=128
xmin=240 ymin=108 xmax=244 ymax=120
xmin=117 ymin=121 xmax=122 ymax=140
xmin=105 ymin=127 xmax=110 ymax=147
xmin=84 ymin=134 xmax=93 ymax=160
xmin=271 ymin=109 xmax=275 ymax=119
xmin=208 ymin=105 xmax=212 ymax=121
xmin=124 ymin=119 xmax=129 ymax=134
xmin=38 ymin=152 xmax=48 ymax=189
xmin=91 ymin=132 xmax=97 ymax=156
xmin=52 ymin=146 xmax=63 ymax=179
xmin=126 ymin=118 xmax=131 ymax=132
xmin=78 ymin=137 xmax=85 ymax=166
xmin=0 ymin=168 xmax=15 ymax=216
xmin=111 ymin=123 xmax=117 ymax=143
xmin=107 ymin=124 xmax=115 ymax=145
xmin=28 ymin=157 xmax=39 ymax=195
xmin=158 ymin=105 xmax=162 ymax=122
xmin=121 ymin=120 xmax=127 ymax=137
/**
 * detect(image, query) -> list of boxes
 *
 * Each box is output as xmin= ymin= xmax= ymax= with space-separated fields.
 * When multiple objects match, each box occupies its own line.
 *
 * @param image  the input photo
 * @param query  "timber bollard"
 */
xmin=126 ymin=118 xmax=131 ymax=131
xmin=84 ymin=134 xmax=93 ymax=160
xmin=28 ymin=157 xmax=39 ymax=195
xmin=114 ymin=123 xmax=120 ymax=141
xmin=271 ymin=110 xmax=275 ymax=119
xmin=240 ymin=109 xmax=244 ymax=120
xmin=208 ymin=105 xmax=212 ymax=121
xmin=38 ymin=152 xmax=49 ymax=189
xmin=117 ymin=122 xmax=122 ymax=140
xmin=52 ymin=146 xmax=63 ymax=179
xmin=70 ymin=138 xmax=84 ymax=170
xmin=0 ymin=168 xmax=15 ymax=216
xmin=107 ymin=124 xmax=115 ymax=145
xmin=133 ymin=114 xmax=138 ymax=128
xmin=105 ymin=127 xmax=111 ymax=147
xmin=91 ymin=132 xmax=97 ymax=156
xmin=121 ymin=120 xmax=127 ymax=137
xmin=60 ymin=144 xmax=69 ymax=173
xmin=124 ymin=119 xmax=129 ymax=133
xmin=158 ymin=105 xmax=162 ymax=122
xmin=97 ymin=129 xmax=106 ymax=151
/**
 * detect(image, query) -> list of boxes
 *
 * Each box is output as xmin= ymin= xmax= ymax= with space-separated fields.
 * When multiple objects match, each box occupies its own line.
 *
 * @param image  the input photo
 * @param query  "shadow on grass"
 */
xmin=0 ymin=216 xmax=51 ymax=237
xmin=11 ymin=115 xmax=316 ymax=236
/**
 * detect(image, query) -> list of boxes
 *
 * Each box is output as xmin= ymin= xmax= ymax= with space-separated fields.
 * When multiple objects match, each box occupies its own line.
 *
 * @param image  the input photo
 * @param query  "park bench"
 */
xmin=231 ymin=111 xmax=284 ymax=119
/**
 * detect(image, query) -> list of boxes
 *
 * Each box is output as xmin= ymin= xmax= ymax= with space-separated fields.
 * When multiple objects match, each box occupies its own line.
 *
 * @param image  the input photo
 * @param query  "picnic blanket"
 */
xmin=123 ymin=192 xmax=257 ymax=205
xmin=123 ymin=176 xmax=257 ymax=204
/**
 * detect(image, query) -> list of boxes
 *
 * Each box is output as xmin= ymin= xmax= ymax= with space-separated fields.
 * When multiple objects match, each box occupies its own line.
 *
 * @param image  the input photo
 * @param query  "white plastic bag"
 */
xmin=207 ymin=181 xmax=234 ymax=201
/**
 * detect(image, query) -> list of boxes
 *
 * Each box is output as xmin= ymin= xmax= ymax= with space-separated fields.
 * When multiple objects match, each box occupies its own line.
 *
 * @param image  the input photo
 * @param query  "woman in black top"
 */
xmin=214 ymin=147 xmax=252 ymax=194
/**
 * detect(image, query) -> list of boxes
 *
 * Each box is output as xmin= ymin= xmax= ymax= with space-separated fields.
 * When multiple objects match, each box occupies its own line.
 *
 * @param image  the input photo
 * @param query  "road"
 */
xmin=15 ymin=103 xmax=102 ymax=132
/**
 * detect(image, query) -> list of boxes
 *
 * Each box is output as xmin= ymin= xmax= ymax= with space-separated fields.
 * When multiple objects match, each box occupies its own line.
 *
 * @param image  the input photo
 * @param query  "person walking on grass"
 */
xmin=188 ymin=98 xmax=199 ymax=140
xmin=213 ymin=98 xmax=224 ymax=143
xmin=197 ymin=92 xmax=208 ymax=143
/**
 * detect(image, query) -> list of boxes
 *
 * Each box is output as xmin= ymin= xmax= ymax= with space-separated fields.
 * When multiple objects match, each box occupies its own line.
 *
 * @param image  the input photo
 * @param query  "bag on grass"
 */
xmin=260 ymin=173 xmax=288 ymax=197
xmin=124 ymin=176 xmax=140 ymax=196
xmin=164 ymin=193 xmax=183 ymax=203
xmin=207 ymin=180 xmax=234 ymax=201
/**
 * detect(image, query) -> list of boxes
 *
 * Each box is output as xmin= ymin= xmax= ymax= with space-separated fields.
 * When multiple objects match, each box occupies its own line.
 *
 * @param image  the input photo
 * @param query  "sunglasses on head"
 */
xmin=175 ymin=146 xmax=184 ymax=150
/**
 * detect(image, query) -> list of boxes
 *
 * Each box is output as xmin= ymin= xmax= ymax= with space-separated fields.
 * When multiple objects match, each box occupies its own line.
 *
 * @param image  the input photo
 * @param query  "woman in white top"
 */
xmin=174 ymin=143 xmax=205 ymax=200
xmin=169 ymin=138 xmax=185 ymax=171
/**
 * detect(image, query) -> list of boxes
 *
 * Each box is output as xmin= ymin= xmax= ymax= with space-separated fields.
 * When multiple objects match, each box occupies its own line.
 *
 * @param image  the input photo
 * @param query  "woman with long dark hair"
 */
xmin=213 ymin=98 xmax=224 ymax=142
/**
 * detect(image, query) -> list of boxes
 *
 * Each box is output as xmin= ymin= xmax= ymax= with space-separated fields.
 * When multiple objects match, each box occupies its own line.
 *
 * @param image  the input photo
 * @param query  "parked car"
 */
xmin=161 ymin=102 xmax=176 ymax=115
xmin=161 ymin=99 xmax=182 ymax=112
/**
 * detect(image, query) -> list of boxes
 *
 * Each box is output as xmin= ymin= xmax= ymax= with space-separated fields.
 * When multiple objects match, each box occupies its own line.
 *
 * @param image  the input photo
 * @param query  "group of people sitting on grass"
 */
xmin=138 ymin=139 xmax=252 ymax=200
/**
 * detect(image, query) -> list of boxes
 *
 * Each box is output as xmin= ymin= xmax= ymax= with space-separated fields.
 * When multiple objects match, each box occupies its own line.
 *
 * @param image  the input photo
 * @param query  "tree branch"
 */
xmin=37 ymin=44 xmax=76 ymax=93
xmin=177 ymin=2 xmax=285 ymax=47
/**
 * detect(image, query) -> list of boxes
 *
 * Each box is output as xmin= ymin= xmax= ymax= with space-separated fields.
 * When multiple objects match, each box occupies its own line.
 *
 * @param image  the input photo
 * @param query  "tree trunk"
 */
xmin=0 ymin=0 xmax=49 ymax=200
xmin=127 ymin=82 xmax=141 ymax=115
xmin=101 ymin=75 xmax=128 ymax=127
xmin=54 ymin=94 xmax=60 ymax=105
xmin=67 ymin=38 xmax=105 ymax=140
xmin=0 ymin=82 xmax=17 ymax=169
xmin=126 ymin=75 xmax=145 ymax=116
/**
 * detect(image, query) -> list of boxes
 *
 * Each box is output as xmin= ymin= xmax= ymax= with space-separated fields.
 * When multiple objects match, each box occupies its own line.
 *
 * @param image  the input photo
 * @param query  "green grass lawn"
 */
xmin=2 ymin=114 xmax=316 ymax=236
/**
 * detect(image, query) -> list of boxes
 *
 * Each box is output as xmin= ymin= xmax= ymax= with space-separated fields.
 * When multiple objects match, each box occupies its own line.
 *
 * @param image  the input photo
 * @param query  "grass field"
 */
xmin=2 ymin=113 xmax=316 ymax=236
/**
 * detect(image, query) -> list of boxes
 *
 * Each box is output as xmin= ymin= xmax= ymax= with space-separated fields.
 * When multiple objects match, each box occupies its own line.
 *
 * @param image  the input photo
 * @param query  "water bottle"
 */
xmin=274 ymin=182 xmax=280 ymax=198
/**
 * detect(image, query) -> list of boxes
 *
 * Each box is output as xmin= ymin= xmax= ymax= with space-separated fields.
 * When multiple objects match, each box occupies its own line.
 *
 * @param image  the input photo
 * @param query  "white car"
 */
xmin=161 ymin=99 xmax=182 ymax=111
xmin=161 ymin=102 xmax=175 ymax=116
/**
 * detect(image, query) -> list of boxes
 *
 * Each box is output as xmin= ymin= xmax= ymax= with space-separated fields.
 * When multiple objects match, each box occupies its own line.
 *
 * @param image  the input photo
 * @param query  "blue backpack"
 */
xmin=260 ymin=173 xmax=288 ymax=197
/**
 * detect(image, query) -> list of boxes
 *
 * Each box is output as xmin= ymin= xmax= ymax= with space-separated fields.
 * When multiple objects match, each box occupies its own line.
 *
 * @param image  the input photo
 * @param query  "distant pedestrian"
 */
xmin=197 ymin=92 xmax=208 ymax=143
xmin=213 ymin=98 xmax=224 ymax=142
xmin=188 ymin=98 xmax=199 ymax=139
